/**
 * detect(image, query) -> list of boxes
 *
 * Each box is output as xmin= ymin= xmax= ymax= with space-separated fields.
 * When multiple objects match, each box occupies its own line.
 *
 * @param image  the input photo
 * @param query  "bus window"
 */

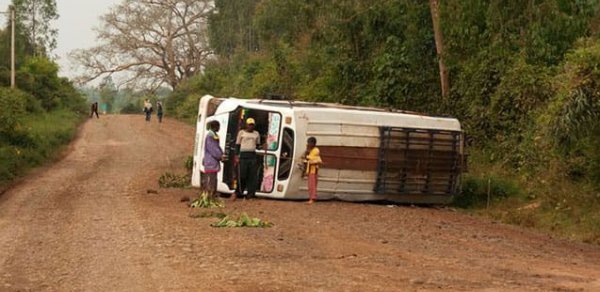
xmin=265 ymin=112 xmax=281 ymax=151
xmin=237 ymin=109 xmax=281 ymax=151
xmin=259 ymin=154 xmax=277 ymax=193
xmin=278 ymin=128 xmax=294 ymax=180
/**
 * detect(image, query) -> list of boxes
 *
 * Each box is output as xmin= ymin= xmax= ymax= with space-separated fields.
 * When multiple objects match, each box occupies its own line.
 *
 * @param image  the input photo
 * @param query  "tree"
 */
xmin=17 ymin=56 xmax=61 ymax=110
xmin=12 ymin=0 xmax=58 ymax=55
xmin=71 ymin=0 xmax=213 ymax=90
xmin=429 ymin=0 xmax=449 ymax=99
xmin=208 ymin=0 xmax=261 ymax=57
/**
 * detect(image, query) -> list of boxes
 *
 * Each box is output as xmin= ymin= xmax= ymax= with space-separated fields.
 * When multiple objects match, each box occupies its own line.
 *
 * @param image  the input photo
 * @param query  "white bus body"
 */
xmin=193 ymin=95 xmax=465 ymax=204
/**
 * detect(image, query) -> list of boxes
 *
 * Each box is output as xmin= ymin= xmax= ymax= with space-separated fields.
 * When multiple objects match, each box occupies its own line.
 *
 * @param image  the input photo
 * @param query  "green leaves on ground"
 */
xmin=188 ymin=192 xmax=272 ymax=228
xmin=190 ymin=191 xmax=224 ymax=208
xmin=184 ymin=156 xmax=194 ymax=172
xmin=158 ymin=172 xmax=191 ymax=188
xmin=211 ymin=213 xmax=273 ymax=228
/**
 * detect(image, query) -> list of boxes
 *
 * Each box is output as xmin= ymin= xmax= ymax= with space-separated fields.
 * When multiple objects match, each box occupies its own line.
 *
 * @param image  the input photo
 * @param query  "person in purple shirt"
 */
xmin=202 ymin=121 xmax=225 ymax=198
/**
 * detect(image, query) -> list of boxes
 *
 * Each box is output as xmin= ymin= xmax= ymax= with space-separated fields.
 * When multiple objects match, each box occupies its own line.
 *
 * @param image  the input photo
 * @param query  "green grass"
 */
xmin=0 ymin=109 xmax=84 ymax=189
xmin=455 ymin=148 xmax=600 ymax=245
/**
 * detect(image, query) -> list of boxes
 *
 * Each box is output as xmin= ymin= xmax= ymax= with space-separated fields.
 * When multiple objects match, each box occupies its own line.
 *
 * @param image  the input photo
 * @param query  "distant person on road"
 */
xmin=202 ymin=121 xmax=225 ymax=198
xmin=143 ymin=99 xmax=153 ymax=122
xmin=303 ymin=136 xmax=322 ymax=204
xmin=90 ymin=102 xmax=99 ymax=119
xmin=233 ymin=118 xmax=261 ymax=201
xmin=156 ymin=101 xmax=164 ymax=123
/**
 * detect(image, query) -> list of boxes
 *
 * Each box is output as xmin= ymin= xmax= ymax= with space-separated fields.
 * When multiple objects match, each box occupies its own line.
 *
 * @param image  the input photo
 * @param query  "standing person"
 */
xmin=304 ymin=137 xmax=322 ymax=204
xmin=202 ymin=121 xmax=225 ymax=198
xmin=90 ymin=102 xmax=99 ymax=119
xmin=233 ymin=118 xmax=261 ymax=201
xmin=156 ymin=101 xmax=164 ymax=123
xmin=143 ymin=99 xmax=153 ymax=122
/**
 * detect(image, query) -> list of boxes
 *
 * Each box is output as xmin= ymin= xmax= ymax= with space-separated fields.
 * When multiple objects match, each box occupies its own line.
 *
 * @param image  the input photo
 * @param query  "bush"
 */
xmin=16 ymin=57 xmax=85 ymax=112
xmin=0 ymin=109 xmax=83 ymax=185
xmin=184 ymin=156 xmax=194 ymax=172
xmin=174 ymin=93 xmax=202 ymax=124
xmin=540 ymin=38 xmax=600 ymax=187
xmin=0 ymin=146 xmax=20 ymax=182
xmin=453 ymin=175 xmax=521 ymax=208
xmin=0 ymin=87 xmax=27 ymax=138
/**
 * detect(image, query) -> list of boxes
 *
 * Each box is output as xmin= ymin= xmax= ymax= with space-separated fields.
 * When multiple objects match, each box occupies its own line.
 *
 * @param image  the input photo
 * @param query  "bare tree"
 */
xmin=71 ymin=0 xmax=212 ymax=90
xmin=429 ymin=0 xmax=449 ymax=99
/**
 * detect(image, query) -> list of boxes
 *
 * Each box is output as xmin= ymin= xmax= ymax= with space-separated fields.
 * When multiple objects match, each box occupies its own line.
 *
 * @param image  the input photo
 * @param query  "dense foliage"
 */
xmin=167 ymin=0 xmax=600 ymax=243
xmin=0 ymin=0 xmax=86 ymax=187
xmin=172 ymin=0 xmax=600 ymax=169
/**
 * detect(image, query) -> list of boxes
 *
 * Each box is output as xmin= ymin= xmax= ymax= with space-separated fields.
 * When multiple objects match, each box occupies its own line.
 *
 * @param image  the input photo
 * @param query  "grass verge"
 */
xmin=0 ymin=109 xmax=84 ymax=191
xmin=454 ymin=149 xmax=600 ymax=245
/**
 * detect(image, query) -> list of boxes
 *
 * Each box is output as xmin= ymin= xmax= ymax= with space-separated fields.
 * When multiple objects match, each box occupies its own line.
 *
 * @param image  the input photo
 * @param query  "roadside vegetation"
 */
xmin=0 ymin=89 xmax=85 ymax=190
xmin=163 ymin=1 xmax=600 ymax=244
xmin=0 ymin=1 xmax=86 ymax=190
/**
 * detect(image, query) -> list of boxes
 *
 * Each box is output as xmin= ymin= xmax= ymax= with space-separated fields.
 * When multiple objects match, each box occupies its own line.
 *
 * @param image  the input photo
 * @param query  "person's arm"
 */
xmin=235 ymin=131 xmax=242 ymax=154
xmin=255 ymin=132 xmax=262 ymax=150
xmin=213 ymin=135 xmax=223 ymax=158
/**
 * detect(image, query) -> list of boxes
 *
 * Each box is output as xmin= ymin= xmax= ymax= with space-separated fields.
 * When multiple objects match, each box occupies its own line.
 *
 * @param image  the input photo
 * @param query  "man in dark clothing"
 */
xmin=90 ymin=102 xmax=99 ymax=119
xmin=157 ymin=101 xmax=164 ymax=123
xmin=233 ymin=118 xmax=261 ymax=200
xmin=143 ymin=99 xmax=153 ymax=122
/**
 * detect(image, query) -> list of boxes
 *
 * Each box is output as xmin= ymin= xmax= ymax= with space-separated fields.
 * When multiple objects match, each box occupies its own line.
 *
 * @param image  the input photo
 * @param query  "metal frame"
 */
xmin=375 ymin=126 xmax=463 ymax=196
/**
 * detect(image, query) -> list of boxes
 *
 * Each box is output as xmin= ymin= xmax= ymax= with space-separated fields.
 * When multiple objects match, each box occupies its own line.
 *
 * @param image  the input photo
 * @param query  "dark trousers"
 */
xmin=238 ymin=156 xmax=258 ymax=197
xmin=157 ymin=113 xmax=163 ymax=123
xmin=90 ymin=110 xmax=99 ymax=119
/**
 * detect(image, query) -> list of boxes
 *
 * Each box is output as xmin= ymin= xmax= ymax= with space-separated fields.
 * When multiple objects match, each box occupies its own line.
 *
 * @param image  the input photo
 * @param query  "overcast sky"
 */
xmin=0 ymin=0 xmax=120 ymax=79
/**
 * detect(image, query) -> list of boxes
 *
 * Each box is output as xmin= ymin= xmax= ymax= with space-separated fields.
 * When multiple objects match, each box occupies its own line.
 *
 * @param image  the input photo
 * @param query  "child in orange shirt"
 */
xmin=304 ymin=137 xmax=322 ymax=204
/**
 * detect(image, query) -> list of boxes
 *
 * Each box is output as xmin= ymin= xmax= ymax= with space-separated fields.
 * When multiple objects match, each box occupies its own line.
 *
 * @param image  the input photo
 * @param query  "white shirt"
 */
xmin=236 ymin=130 xmax=260 ymax=152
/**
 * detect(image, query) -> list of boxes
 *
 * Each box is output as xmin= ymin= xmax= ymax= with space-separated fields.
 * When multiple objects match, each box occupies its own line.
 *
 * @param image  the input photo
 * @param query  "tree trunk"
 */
xmin=429 ymin=0 xmax=449 ymax=99
xmin=589 ymin=4 xmax=600 ymax=36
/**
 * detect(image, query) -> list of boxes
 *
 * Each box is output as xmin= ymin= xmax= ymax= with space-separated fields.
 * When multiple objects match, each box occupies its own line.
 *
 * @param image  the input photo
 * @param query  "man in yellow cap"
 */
xmin=233 ymin=117 xmax=261 ymax=200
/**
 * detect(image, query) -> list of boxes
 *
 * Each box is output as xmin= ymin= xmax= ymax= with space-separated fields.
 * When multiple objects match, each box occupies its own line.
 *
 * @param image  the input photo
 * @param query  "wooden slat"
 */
xmin=319 ymin=146 xmax=379 ymax=171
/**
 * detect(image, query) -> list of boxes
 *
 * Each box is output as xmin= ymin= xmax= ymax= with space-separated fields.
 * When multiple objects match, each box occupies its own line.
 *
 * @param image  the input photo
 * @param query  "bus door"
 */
xmin=255 ymin=110 xmax=282 ymax=196
xmin=275 ymin=127 xmax=295 ymax=194
xmin=219 ymin=107 xmax=283 ymax=196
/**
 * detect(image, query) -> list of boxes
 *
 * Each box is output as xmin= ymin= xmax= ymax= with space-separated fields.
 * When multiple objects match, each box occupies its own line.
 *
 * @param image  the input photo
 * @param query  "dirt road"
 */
xmin=0 ymin=115 xmax=599 ymax=291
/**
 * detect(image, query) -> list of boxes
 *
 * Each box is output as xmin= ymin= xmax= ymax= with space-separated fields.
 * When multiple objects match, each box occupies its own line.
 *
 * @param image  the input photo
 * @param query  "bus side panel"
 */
xmin=286 ymin=109 xmax=462 ymax=204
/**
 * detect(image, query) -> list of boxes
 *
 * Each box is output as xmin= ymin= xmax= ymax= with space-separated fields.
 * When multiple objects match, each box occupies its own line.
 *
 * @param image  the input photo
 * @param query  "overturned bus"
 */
xmin=192 ymin=95 xmax=465 ymax=204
